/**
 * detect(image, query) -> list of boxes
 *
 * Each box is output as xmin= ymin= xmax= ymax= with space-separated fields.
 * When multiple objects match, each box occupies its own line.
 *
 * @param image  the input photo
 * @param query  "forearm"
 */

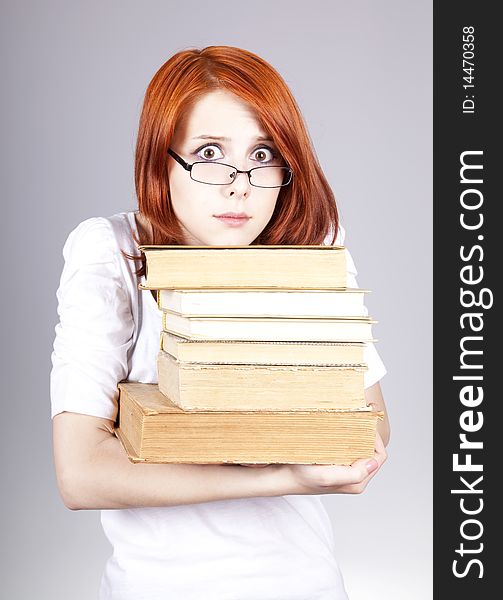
xmin=53 ymin=413 xmax=287 ymax=510
xmin=365 ymin=382 xmax=390 ymax=447
xmin=376 ymin=415 xmax=390 ymax=447
xmin=53 ymin=408 xmax=388 ymax=510
xmin=82 ymin=436 xmax=285 ymax=510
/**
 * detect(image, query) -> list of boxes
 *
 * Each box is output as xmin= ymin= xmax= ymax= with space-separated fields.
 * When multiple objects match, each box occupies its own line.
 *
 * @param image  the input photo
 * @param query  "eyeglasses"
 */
xmin=168 ymin=149 xmax=293 ymax=189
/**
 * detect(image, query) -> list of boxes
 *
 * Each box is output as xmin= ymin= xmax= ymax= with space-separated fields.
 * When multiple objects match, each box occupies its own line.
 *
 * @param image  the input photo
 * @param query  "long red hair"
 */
xmin=133 ymin=46 xmax=339 ymax=272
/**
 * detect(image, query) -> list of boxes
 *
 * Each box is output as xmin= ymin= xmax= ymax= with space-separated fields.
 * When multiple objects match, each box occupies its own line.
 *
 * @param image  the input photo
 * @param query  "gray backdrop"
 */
xmin=1 ymin=1 xmax=432 ymax=598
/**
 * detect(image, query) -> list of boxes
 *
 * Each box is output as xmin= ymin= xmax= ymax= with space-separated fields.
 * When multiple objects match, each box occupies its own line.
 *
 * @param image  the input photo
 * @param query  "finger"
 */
xmin=315 ymin=461 xmax=376 ymax=487
xmin=351 ymin=438 xmax=388 ymax=489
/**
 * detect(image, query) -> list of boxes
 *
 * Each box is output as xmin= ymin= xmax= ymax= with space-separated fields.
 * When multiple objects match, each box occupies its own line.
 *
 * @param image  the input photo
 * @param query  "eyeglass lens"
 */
xmin=191 ymin=163 xmax=291 ymax=188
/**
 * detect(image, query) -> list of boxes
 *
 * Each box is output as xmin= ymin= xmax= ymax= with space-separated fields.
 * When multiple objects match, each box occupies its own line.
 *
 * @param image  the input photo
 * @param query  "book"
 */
xmin=157 ymin=288 xmax=369 ymax=318
xmin=139 ymin=245 xmax=347 ymax=289
xmin=156 ymin=350 xmax=367 ymax=411
xmin=115 ymin=382 xmax=383 ymax=465
xmin=160 ymin=331 xmax=367 ymax=365
xmin=161 ymin=311 xmax=376 ymax=342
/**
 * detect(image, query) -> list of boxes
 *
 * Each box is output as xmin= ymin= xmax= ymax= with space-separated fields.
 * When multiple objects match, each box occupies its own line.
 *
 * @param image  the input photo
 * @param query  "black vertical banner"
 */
xmin=434 ymin=2 xmax=498 ymax=597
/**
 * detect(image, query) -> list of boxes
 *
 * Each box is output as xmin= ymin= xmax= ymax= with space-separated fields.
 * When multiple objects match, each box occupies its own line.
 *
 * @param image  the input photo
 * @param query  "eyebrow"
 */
xmin=191 ymin=135 xmax=274 ymax=142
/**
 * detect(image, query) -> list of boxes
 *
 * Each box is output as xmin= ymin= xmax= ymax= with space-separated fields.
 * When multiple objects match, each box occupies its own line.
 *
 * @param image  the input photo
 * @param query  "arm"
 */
xmin=52 ymin=411 xmax=387 ymax=510
xmin=52 ymin=220 xmax=388 ymax=510
xmin=53 ymin=412 xmax=281 ymax=510
xmin=365 ymin=381 xmax=390 ymax=446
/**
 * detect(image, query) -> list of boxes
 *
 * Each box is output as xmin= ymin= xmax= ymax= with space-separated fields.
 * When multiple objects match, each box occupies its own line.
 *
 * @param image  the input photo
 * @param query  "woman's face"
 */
xmin=168 ymin=90 xmax=283 ymax=246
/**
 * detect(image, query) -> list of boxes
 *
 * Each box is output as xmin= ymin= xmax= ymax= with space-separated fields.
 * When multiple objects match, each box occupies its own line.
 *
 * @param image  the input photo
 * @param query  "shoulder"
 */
xmin=323 ymin=223 xmax=357 ymax=278
xmin=334 ymin=223 xmax=346 ymax=245
xmin=57 ymin=213 xmax=140 ymax=304
xmin=61 ymin=214 xmax=131 ymax=267
xmin=55 ymin=215 xmax=136 ymax=320
xmin=322 ymin=223 xmax=346 ymax=246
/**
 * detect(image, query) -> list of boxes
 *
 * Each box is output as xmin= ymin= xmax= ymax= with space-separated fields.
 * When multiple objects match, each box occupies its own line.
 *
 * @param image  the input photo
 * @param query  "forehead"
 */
xmin=175 ymin=90 xmax=268 ymax=141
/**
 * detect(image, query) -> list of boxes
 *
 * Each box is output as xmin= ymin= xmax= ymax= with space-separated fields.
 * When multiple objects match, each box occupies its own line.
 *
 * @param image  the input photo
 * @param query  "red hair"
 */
xmin=133 ymin=46 xmax=339 ymax=272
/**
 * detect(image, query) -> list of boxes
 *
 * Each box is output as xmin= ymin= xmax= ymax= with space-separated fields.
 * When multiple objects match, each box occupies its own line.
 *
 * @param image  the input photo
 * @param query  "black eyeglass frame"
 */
xmin=168 ymin=148 xmax=293 ymax=189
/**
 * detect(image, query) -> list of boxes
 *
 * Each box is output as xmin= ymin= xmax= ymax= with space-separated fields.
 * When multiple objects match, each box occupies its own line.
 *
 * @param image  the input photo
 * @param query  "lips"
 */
xmin=213 ymin=212 xmax=251 ymax=227
xmin=214 ymin=212 xmax=251 ymax=219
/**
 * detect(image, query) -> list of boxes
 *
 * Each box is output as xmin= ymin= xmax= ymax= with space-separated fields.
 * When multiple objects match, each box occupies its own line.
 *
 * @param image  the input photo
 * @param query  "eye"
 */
xmin=251 ymin=146 xmax=278 ymax=164
xmin=195 ymin=144 xmax=224 ymax=161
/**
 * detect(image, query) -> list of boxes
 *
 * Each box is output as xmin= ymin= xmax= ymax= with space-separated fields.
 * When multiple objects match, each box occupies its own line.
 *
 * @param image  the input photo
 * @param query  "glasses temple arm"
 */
xmin=167 ymin=149 xmax=192 ymax=172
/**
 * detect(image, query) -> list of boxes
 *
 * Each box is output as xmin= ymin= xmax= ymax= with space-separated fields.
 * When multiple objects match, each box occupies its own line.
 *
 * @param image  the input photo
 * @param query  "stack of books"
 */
xmin=115 ymin=245 xmax=383 ymax=465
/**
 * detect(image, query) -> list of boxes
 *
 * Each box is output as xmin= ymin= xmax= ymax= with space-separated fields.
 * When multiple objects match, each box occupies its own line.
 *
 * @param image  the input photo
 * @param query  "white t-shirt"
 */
xmin=50 ymin=211 xmax=386 ymax=600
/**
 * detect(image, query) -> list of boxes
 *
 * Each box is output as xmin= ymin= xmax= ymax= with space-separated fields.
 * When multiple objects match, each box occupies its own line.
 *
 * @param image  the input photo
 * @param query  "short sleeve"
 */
xmin=333 ymin=225 xmax=387 ymax=388
xmin=50 ymin=217 xmax=135 ymax=420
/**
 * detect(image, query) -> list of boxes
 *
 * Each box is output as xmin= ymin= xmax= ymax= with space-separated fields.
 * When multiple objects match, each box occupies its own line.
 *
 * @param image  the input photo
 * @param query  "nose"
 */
xmin=225 ymin=170 xmax=251 ymax=198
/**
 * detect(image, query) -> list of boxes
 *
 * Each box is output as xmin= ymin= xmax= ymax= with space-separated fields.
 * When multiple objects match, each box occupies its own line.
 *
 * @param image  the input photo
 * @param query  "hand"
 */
xmin=283 ymin=431 xmax=387 ymax=495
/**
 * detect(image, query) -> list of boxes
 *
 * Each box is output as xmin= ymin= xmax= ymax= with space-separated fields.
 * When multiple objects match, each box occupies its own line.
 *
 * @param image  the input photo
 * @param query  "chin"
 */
xmin=202 ymin=237 xmax=253 ymax=246
xmin=202 ymin=228 xmax=260 ymax=247
xmin=216 ymin=233 xmax=258 ymax=246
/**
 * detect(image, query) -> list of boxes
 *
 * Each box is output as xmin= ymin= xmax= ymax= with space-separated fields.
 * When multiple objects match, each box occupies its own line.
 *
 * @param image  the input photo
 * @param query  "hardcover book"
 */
xmin=139 ymin=245 xmax=347 ymax=289
xmin=115 ymin=382 xmax=382 ymax=465
xmin=157 ymin=288 xmax=369 ymax=318
xmin=161 ymin=311 xmax=376 ymax=343
xmin=156 ymin=350 xmax=368 ymax=411
xmin=160 ymin=331 xmax=367 ymax=365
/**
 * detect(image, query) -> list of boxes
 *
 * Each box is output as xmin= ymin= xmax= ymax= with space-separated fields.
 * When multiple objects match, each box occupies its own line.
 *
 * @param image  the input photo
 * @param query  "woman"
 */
xmin=51 ymin=45 xmax=389 ymax=600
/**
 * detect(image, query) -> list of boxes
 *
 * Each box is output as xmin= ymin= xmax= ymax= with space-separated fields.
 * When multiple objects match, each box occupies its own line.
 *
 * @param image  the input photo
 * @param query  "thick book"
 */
xmin=115 ymin=382 xmax=382 ymax=465
xmin=157 ymin=350 xmax=367 ymax=411
xmin=139 ymin=245 xmax=347 ymax=289
xmin=160 ymin=331 xmax=367 ymax=365
xmin=162 ymin=311 xmax=376 ymax=342
xmin=157 ymin=288 xmax=369 ymax=318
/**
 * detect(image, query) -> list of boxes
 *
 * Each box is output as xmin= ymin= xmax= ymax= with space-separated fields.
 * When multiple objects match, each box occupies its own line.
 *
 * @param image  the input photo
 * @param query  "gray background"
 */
xmin=1 ymin=1 xmax=432 ymax=598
